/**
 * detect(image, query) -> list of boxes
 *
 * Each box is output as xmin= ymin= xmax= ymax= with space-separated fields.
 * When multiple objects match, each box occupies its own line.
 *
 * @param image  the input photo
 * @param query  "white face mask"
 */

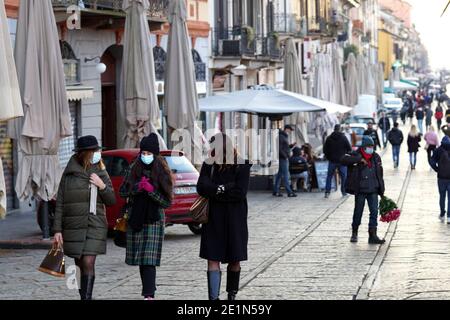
xmin=91 ymin=151 xmax=102 ymax=164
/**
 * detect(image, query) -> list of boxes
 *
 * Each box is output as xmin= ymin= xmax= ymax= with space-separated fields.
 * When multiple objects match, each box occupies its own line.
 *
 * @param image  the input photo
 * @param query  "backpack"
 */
xmin=438 ymin=150 xmax=450 ymax=179
xmin=436 ymin=111 xmax=443 ymax=120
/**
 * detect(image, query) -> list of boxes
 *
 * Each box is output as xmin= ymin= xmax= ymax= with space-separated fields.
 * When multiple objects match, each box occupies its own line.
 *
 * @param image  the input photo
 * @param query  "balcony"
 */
xmin=273 ymin=13 xmax=301 ymax=35
xmin=51 ymin=0 xmax=168 ymax=21
xmin=212 ymin=27 xmax=256 ymax=58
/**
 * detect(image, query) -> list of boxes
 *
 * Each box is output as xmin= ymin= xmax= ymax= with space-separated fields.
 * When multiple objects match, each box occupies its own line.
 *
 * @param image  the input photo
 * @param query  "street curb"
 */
xmin=0 ymin=239 xmax=53 ymax=250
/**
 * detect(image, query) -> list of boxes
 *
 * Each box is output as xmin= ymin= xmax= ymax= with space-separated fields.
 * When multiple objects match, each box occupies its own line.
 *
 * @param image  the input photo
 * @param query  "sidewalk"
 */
xmin=0 ymin=209 xmax=52 ymax=249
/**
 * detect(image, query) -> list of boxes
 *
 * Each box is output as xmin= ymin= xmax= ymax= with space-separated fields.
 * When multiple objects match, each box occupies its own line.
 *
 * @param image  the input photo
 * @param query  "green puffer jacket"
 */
xmin=53 ymin=155 xmax=116 ymax=258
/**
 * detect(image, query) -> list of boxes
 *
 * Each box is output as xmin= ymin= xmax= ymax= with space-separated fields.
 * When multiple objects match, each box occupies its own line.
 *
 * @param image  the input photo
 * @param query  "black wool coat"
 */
xmin=197 ymin=160 xmax=252 ymax=263
xmin=407 ymin=134 xmax=421 ymax=153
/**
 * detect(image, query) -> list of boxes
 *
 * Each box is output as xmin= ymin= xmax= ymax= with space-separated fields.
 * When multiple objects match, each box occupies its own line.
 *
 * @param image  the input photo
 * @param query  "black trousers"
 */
xmin=139 ymin=265 xmax=156 ymax=297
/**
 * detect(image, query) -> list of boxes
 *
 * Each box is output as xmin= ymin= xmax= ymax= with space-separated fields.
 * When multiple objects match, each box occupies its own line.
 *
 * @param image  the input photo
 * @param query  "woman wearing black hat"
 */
xmin=53 ymin=135 xmax=116 ymax=300
xmin=197 ymin=133 xmax=252 ymax=300
xmin=119 ymin=133 xmax=173 ymax=300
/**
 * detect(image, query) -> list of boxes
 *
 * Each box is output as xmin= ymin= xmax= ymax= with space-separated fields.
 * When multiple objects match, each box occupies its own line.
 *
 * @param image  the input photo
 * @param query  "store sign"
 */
xmin=155 ymin=81 xmax=207 ymax=96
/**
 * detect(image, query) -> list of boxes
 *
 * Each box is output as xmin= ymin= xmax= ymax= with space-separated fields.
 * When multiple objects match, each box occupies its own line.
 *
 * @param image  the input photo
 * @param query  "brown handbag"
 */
xmin=190 ymin=165 xmax=214 ymax=224
xmin=38 ymin=243 xmax=65 ymax=278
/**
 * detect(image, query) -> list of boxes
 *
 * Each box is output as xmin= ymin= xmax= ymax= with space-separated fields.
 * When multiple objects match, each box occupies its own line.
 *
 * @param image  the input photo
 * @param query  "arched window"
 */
xmin=153 ymin=46 xmax=167 ymax=81
xmin=192 ymin=49 xmax=206 ymax=81
xmin=59 ymin=41 xmax=80 ymax=85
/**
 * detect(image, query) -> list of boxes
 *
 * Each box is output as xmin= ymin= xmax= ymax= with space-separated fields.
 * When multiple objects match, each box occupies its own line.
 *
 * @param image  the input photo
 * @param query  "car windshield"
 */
xmin=385 ymin=100 xmax=401 ymax=105
xmin=352 ymin=127 xmax=366 ymax=135
xmin=165 ymin=156 xmax=197 ymax=174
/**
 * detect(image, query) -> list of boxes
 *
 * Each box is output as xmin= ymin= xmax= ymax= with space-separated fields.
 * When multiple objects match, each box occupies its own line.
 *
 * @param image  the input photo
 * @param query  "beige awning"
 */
xmin=66 ymin=86 xmax=94 ymax=101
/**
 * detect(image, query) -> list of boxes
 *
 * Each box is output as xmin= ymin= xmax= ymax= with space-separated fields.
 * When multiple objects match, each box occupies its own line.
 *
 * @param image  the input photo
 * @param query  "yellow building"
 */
xmin=378 ymin=29 xmax=394 ymax=79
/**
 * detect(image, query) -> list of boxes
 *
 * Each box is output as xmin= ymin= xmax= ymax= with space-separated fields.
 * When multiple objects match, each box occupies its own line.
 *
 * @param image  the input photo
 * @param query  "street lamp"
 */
xmin=84 ymin=56 xmax=107 ymax=74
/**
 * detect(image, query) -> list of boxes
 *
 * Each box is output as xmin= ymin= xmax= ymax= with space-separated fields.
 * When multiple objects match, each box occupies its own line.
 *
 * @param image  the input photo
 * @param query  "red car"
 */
xmin=37 ymin=149 xmax=202 ymax=235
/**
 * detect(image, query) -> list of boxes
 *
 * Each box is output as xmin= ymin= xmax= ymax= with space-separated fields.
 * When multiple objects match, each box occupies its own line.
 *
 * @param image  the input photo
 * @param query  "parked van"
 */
xmin=353 ymin=94 xmax=378 ymax=120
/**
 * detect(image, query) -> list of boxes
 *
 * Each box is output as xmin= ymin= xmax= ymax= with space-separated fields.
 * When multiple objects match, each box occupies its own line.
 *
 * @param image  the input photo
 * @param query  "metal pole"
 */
xmin=42 ymin=200 xmax=50 ymax=240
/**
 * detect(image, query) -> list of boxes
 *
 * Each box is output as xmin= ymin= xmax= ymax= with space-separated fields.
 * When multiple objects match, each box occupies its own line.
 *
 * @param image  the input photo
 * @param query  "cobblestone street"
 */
xmin=1 ymin=125 xmax=449 ymax=300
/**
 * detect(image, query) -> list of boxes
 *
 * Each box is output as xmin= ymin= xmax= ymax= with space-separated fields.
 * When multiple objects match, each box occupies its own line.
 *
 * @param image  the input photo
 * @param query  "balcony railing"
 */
xmin=211 ymin=28 xmax=256 ymax=57
xmin=52 ymin=0 xmax=169 ymax=19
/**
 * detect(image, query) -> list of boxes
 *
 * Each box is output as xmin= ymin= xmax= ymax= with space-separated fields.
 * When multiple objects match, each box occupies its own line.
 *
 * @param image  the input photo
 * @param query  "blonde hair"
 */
xmin=409 ymin=125 xmax=419 ymax=137
xmin=429 ymin=125 xmax=435 ymax=132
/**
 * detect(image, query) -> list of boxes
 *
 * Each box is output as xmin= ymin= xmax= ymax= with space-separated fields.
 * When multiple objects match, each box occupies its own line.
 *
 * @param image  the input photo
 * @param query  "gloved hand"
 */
xmin=138 ymin=177 xmax=155 ymax=193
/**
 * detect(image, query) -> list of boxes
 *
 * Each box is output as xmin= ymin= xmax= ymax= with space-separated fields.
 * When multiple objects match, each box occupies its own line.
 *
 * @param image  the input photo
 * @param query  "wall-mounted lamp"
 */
xmin=84 ymin=56 xmax=107 ymax=74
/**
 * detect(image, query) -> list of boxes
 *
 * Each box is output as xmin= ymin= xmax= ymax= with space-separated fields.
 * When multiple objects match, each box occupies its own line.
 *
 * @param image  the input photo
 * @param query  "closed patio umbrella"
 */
xmin=331 ymin=44 xmax=347 ymax=106
xmin=8 ymin=0 xmax=72 ymax=204
xmin=164 ymin=0 xmax=205 ymax=164
xmin=0 ymin=160 xmax=5 ymax=219
xmin=356 ymin=54 xmax=368 ymax=95
xmin=345 ymin=53 xmax=359 ymax=107
xmin=376 ymin=63 xmax=385 ymax=102
xmin=121 ymin=0 xmax=166 ymax=149
xmin=0 ymin=0 xmax=23 ymax=122
xmin=284 ymin=38 xmax=308 ymax=144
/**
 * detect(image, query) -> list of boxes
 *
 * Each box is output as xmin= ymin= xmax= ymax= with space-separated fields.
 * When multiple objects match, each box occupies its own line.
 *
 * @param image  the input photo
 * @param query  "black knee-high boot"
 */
xmin=140 ymin=266 xmax=157 ymax=298
xmin=80 ymin=275 xmax=95 ymax=300
xmin=226 ymin=268 xmax=241 ymax=301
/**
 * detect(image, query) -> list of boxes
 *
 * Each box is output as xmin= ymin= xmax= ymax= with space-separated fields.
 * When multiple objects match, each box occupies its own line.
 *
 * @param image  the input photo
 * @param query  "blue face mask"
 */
xmin=91 ymin=151 xmax=102 ymax=165
xmin=141 ymin=154 xmax=154 ymax=165
xmin=364 ymin=147 xmax=374 ymax=155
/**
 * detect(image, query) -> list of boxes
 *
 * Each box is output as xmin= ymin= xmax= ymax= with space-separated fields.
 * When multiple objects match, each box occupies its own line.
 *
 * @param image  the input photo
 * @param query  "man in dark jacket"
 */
xmin=387 ymin=122 xmax=404 ymax=168
xmin=341 ymin=136 xmax=386 ymax=244
xmin=378 ymin=112 xmax=391 ymax=148
xmin=416 ymin=106 xmax=425 ymax=134
xmin=429 ymin=135 xmax=450 ymax=224
xmin=273 ymin=125 xmax=297 ymax=197
xmin=363 ymin=122 xmax=381 ymax=151
xmin=323 ymin=124 xmax=352 ymax=198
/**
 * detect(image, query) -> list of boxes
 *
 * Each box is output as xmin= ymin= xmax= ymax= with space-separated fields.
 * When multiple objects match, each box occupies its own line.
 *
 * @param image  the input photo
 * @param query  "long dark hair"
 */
xmin=131 ymin=155 xmax=174 ymax=201
xmin=209 ymin=133 xmax=240 ymax=172
xmin=76 ymin=150 xmax=105 ymax=171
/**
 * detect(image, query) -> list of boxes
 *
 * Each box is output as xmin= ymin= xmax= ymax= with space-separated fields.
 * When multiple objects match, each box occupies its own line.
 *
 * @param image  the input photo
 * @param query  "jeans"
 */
xmin=291 ymin=171 xmax=310 ymax=191
xmin=438 ymin=179 xmax=450 ymax=217
xmin=274 ymin=159 xmax=293 ymax=194
xmin=352 ymin=193 xmax=379 ymax=228
xmin=409 ymin=152 xmax=417 ymax=167
xmin=325 ymin=162 xmax=347 ymax=194
xmin=392 ymin=145 xmax=400 ymax=167
xmin=417 ymin=119 xmax=424 ymax=134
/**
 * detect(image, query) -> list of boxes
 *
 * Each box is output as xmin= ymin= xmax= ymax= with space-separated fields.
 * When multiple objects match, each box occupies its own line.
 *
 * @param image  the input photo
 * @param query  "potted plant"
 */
xmin=241 ymin=25 xmax=255 ymax=49
xmin=268 ymin=31 xmax=281 ymax=49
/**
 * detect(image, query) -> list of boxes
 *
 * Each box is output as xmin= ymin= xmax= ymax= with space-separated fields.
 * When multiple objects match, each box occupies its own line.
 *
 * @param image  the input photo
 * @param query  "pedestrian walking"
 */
xmin=119 ymin=133 xmax=174 ymax=300
xmin=424 ymin=125 xmax=439 ymax=162
xmin=387 ymin=122 xmax=404 ymax=168
xmin=407 ymin=125 xmax=422 ymax=170
xmin=407 ymin=99 xmax=415 ymax=125
xmin=425 ymin=106 xmax=434 ymax=131
xmin=430 ymin=135 xmax=450 ymax=223
xmin=343 ymin=124 xmax=356 ymax=147
xmin=273 ymin=125 xmax=297 ymax=197
xmin=446 ymin=106 xmax=450 ymax=124
xmin=416 ymin=106 xmax=425 ymax=134
xmin=363 ymin=122 xmax=381 ymax=151
xmin=289 ymin=147 xmax=310 ymax=192
xmin=197 ymin=133 xmax=252 ymax=300
xmin=435 ymin=103 xmax=444 ymax=130
xmin=400 ymin=102 xmax=408 ymax=125
xmin=323 ymin=124 xmax=352 ymax=198
xmin=378 ymin=112 xmax=391 ymax=148
xmin=53 ymin=135 xmax=116 ymax=300
xmin=341 ymin=136 xmax=386 ymax=245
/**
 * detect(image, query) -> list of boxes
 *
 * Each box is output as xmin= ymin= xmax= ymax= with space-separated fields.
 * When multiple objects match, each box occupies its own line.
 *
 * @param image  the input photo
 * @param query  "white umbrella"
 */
xmin=356 ymin=54 xmax=368 ymax=95
xmin=345 ymin=53 xmax=359 ymax=107
xmin=331 ymin=44 xmax=347 ymax=106
xmin=0 ymin=160 xmax=5 ymax=219
xmin=164 ymin=0 xmax=205 ymax=162
xmin=199 ymin=87 xmax=351 ymax=115
xmin=284 ymin=38 xmax=308 ymax=143
xmin=9 ymin=0 xmax=72 ymax=202
xmin=0 ymin=0 xmax=23 ymax=122
xmin=121 ymin=0 xmax=166 ymax=149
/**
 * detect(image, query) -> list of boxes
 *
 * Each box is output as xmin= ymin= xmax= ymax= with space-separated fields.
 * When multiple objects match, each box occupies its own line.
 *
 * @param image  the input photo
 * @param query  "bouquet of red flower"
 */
xmin=379 ymin=196 xmax=401 ymax=223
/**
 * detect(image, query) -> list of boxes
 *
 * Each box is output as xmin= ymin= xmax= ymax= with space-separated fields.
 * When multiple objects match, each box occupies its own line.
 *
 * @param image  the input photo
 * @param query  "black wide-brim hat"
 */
xmin=73 ymin=135 xmax=103 ymax=152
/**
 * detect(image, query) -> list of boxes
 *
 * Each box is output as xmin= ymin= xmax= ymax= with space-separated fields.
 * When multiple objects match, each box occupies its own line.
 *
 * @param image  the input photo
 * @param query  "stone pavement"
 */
xmin=0 ymin=123 xmax=448 ymax=300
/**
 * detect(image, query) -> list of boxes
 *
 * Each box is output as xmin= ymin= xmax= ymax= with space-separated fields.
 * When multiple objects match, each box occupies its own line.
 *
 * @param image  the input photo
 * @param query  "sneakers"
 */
xmin=440 ymin=215 xmax=445 ymax=222
xmin=324 ymin=193 xmax=330 ymax=199
xmin=273 ymin=192 xmax=283 ymax=197
xmin=447 ymin=217 xmax=450 ymax=224
xmin=288 ymin=193 xmax=297 ymax=198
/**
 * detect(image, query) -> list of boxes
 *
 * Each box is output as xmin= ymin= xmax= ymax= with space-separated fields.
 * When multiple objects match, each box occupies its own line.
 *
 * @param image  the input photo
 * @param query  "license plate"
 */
xmin=174 ymin=186 xmax=197 ymax=195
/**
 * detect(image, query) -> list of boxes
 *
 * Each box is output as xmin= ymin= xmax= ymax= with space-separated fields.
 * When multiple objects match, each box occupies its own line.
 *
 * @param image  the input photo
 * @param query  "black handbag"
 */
xmin=38 ymin=243 xmax=65 ymax=278
xmin=113 ymin=204 xmax=129 ymax=248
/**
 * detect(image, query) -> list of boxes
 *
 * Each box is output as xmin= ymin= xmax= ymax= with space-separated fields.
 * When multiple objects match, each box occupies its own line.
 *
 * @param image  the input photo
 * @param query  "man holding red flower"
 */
xmin=341 ymin=136 xmax=386 ymax=245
